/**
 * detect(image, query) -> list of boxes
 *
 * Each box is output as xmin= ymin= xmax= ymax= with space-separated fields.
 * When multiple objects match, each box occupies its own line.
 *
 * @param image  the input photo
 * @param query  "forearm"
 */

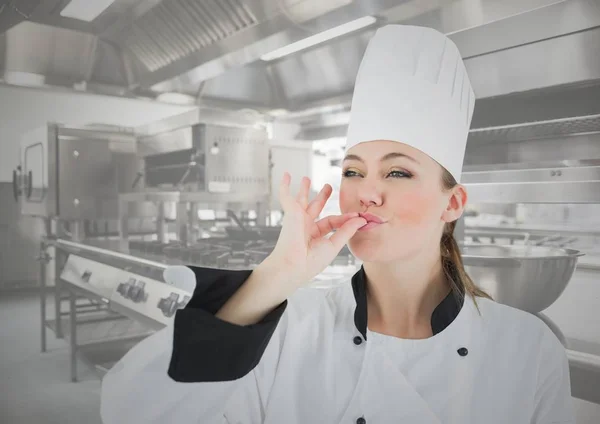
xmin=215 ymin=256 xmax=298 ymax=326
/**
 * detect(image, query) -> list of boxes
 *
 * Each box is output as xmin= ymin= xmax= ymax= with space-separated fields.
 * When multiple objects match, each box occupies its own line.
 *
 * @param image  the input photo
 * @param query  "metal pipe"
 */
xmin=157 ymin=202 xmax=166 ymax=243
xmin=54 ymin=245 xmax=63 ymax=339
xmin=73 ymin=220 xmax=84 ymax=242
xmin=118 ymin=198 xmax=129 ymax=245
xmin=69 ymin=291 xmax=77 ymax=382
xmin=176 ymin=202 xmax=188 ymax=246
xmin=39 ymin=240 xmax=47 ymax=353
xmin=188 ymin=202 xmax=199 ymax=245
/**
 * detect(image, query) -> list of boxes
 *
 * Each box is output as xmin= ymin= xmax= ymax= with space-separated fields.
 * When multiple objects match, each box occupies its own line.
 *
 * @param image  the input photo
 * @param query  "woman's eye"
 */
xmin=387 ymin=170 xmax=412 ymax=179
xmin=343 ymin=170 xmax=411 ymax=178
xmin=342 ymin=170 xmax=360 ymax=178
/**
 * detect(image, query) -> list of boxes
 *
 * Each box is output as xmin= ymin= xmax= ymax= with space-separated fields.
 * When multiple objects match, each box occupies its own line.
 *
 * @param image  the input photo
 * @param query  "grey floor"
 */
xmin=1 ymin=292 xmax=104 ymax=424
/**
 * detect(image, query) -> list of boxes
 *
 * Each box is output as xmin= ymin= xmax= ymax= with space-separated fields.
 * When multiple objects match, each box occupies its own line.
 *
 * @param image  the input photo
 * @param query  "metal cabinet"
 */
xmin=15 ymin=124 xmax=139 ymax=220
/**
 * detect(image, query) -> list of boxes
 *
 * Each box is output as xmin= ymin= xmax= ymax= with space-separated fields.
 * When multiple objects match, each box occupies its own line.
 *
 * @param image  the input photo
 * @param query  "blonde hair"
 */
xmin=441 ymin=169 xmax=492 ymax=302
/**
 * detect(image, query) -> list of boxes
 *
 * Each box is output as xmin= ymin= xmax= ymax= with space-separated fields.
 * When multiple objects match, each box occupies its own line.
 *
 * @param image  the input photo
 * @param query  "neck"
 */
xmin=363 ymin=246 xmax=450 ymax=339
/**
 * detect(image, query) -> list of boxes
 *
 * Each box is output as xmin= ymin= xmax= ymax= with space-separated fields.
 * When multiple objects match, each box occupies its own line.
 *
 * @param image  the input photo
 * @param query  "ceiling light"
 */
xmin=60 ymin=0 xmax=116 ymax=22
xmin=268 ymin=109 xmax=289 ymax=118
xmin=260 ymin=16 xmax=377 ymax=61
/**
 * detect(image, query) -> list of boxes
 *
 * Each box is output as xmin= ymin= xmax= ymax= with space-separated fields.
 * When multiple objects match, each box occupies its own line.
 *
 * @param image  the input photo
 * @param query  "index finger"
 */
xmin=278 ymin=172 xmax=293 ymax=211
xmin=312 ymin=212 xmax=358 ymax=238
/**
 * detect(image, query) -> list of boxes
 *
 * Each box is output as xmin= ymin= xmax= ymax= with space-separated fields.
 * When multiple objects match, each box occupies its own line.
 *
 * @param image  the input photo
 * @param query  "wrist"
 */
xmin=214 ymin=259 xmax=292 ymax=326
xmin=260 ymin=253 xmax=306 ymax=285
xmin=253 ymin=255 xmax=301 ymax=298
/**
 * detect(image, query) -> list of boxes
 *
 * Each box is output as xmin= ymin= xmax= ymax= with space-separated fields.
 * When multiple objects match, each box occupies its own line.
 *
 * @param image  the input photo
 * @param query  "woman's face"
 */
xmin=339 ymin=140 xmax=465 ymax=263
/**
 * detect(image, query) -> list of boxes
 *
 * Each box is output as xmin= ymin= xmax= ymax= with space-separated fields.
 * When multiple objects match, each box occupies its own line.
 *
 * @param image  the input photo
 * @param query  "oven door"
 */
xmin=19 ymin=125 xmax=57 ymax=217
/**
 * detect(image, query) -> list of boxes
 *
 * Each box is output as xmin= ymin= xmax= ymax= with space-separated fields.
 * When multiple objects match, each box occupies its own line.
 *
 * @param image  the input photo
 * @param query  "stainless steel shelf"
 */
xmin=463 ymin=159 xmax=600 ymax=173
xmin=469 ymin=114 xmax=600 ymax=144
xmin=464 ymin=180 xmax=600 ymax=204
xmin=46 ymin=314 xmax=153 ymax=347
xmin=462 ymin=162 xmax=600 ymax=204
xmin=462 ymin=163 xmax=600 ymax=183
xmin=464 ymin=224 xmax=600 ymax=238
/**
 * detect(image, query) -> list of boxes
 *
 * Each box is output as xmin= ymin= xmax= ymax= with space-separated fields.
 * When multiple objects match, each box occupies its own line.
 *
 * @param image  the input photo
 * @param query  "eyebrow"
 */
xmin=343 ymin=152 xmax=419 ymax=164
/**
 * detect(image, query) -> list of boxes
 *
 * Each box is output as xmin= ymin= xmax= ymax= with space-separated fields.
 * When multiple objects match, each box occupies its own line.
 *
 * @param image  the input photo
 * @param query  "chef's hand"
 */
xmin=266 ymin=173 xmax=366 ymax=289
xmin=215 ymin=173 xmax=365 ymax=326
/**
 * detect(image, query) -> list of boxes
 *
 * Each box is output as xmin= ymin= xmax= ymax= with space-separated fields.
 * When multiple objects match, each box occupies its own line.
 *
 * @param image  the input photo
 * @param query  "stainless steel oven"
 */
xmin=15 ymin=124 xmax=139 ymax=220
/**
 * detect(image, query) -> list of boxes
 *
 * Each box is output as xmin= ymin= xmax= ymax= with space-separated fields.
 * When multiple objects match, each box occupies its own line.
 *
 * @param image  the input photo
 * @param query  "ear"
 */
xmin=441 ymin=185 xmax=467 ymax=223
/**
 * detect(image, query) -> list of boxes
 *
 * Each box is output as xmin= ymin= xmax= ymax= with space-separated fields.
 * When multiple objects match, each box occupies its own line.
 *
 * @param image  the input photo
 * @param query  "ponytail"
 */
xmin=441 ymin=170 xmax=492 ymax=304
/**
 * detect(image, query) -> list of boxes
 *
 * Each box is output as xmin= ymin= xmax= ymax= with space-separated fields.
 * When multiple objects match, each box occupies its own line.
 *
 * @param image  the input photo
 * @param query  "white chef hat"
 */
xmin=345 ymin=25 xmax=475 ymax=182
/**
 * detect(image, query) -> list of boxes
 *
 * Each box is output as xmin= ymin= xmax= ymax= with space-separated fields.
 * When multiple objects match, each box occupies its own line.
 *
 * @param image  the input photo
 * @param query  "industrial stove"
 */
xmin=46 ymin=235 xmax=358 ymax=382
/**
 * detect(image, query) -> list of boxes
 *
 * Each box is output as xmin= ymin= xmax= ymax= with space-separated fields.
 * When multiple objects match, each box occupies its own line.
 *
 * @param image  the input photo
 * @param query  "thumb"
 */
xmin=328 ymin=217 xmax=366 ymax=251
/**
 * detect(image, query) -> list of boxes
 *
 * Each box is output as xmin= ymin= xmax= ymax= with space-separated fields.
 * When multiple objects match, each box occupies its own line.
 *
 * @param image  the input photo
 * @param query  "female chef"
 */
xmin=100 ymin=25 xmax=574 ymax=424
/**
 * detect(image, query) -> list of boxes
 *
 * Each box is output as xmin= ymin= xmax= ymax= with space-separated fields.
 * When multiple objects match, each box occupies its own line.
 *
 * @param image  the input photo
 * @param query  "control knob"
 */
xmin=117 ymin=278 xmax=136 ymax=298
xmin=157 ymin=293 xmax=191 ymax=317
xmin=129 ymin=281 xmax=147 ymax=303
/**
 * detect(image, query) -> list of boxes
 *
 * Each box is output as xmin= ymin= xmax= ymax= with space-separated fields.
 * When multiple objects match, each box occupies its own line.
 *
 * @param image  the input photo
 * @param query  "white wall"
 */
xmin=0 ymin=84 xmax=196 ymax=181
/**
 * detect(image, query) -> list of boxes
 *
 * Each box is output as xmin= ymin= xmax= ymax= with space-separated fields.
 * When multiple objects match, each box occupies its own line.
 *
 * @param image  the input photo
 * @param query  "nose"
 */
xmin=357 ymin=180 xmax=383 ymax=208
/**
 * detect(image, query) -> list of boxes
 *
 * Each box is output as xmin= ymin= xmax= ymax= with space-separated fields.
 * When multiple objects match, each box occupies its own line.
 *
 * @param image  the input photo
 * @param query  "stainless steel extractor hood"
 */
xmin=1 ymin=0 xmax=599 ymax=132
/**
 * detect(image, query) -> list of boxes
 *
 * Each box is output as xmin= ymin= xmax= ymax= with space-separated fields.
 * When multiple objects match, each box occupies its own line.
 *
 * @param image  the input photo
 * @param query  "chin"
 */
xmin=348 ymin=238 xmax=391 ymax=262
xmin=348 ymin=232 xmax=423 ymax=263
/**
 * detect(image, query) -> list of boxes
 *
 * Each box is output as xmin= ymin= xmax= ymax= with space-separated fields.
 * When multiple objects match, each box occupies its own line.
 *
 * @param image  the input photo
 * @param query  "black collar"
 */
xmin=351 ymin=266 xmax=464 ymax=340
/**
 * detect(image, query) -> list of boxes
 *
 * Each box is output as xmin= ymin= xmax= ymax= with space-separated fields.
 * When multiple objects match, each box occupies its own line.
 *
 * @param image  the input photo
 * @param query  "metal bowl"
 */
xmin=461 ymin=244 xmax=584 ymax=313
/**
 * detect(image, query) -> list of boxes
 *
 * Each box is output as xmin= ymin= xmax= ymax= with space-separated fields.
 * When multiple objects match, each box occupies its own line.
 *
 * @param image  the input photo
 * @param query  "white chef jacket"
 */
xmin=100 ymin=266 xmax=575 ymax=424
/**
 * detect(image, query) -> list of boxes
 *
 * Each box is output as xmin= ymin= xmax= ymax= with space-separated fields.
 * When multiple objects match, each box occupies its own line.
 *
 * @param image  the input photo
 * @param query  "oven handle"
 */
xmin=26 ymin=170 xmax=33 ymax=199
xmin=12 ymin=168 xmax=21 ymax=202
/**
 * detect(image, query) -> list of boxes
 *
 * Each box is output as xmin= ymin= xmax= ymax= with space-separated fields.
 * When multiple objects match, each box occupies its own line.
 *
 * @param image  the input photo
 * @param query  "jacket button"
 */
xmin=457 ymin=347 xmax=468 ymax=356
xmin=356 ymin=417 xmax=366 ymax=424
xmin=353 ymin=336 xmax=363 ymax=345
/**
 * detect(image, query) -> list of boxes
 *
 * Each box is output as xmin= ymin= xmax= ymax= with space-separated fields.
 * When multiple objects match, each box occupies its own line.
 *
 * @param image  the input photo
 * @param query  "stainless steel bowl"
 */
xmin=461 ymin=244 xmax=584 ymax=313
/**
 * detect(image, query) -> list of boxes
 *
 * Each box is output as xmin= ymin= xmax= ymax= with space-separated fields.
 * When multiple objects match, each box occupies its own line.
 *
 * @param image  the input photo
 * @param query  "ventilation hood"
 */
xmin=1 ymin=0 xmax=599 ymax=132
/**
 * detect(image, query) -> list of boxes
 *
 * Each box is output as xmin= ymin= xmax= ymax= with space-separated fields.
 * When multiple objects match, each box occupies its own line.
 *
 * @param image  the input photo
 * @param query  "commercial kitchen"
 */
xmin=1 ymin=0 xmax=600 ymax=423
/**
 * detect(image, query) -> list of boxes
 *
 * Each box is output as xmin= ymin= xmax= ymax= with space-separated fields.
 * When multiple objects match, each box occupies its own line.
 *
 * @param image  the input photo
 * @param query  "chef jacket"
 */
xmin=100 ymin=265 xmax=575 ymax=424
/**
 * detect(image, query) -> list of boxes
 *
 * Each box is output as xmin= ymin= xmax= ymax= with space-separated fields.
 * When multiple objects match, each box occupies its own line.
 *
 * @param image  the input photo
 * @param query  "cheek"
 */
xmin=338 ymin=184 xmax=353 ymax=212
xmin=392 ymin=190 xmax=440 ymax=225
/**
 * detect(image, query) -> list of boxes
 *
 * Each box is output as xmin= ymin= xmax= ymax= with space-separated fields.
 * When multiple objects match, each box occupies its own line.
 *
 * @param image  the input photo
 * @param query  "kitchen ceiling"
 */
xmin=1 ymin=0 xmax=600 ymax=134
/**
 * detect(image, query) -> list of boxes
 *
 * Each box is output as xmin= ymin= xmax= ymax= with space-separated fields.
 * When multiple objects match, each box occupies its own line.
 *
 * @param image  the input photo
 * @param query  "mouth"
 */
xmin=357 ymin=213 xmax=386 ymax=231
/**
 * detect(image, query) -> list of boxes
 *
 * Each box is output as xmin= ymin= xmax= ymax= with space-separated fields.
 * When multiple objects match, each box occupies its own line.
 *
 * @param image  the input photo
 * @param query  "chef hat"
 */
xmin=345 ymin=25 xmax=475 ymax=182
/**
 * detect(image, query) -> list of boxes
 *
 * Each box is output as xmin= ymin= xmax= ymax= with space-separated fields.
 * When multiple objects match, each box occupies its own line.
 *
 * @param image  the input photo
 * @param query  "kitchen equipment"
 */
xmin=225 ymin=226 xmax=282 ymax=241
xmin=462 ymin=244 xmax=584 ymax=313
xmin=15 ymin=124 xmax=139 ymax=219
xmin=138 ymin=119 xmax=269 ymax=197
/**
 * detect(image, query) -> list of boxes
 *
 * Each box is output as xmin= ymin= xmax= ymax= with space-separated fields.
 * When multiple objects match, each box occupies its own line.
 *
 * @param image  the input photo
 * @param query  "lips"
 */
xmin=359 ymin=213 xmax=385 ymax=224
xmin=357 ymin=213 xmax=386 ymax=231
